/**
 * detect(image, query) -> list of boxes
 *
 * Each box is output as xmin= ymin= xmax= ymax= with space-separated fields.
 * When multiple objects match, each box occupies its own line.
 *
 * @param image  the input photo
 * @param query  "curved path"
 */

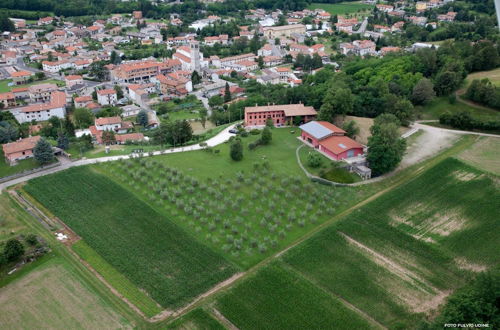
xmin=0 ymin=124 xmax=237 ymax=192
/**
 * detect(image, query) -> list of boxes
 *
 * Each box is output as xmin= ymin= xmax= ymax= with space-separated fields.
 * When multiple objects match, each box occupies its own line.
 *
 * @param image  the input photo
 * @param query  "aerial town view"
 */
xmin=0 ymin=0 xmax=498 ymax=328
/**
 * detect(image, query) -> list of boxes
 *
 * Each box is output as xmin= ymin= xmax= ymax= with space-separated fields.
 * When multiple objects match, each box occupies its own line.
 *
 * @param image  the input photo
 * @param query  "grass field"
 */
xmin=298 ymin=146 xmax=361 ymax=183
xmin=307 ymin=2 xmax=374 ymax=15
xmin=418 ymin=96 xmax=500 ymax=121
xmin=456 ymin=137 xmax=500 ymax=175
xmin=0 ymin=79 xmax=65 ymax=93
xmin=23 ymin=167 xmax=237 ymax=310
xmin=216 ymin=263 xmax=375 ymax=329
xmin=0 ymin=150 xmax=40 ymax=178
xmin=167 ymin=308 xmax=224 ymax=330
xmin=282 ymin=157 xmax=499 ymax=328
xmin=464 ymin=67 xmax=500 ymax=87
xmin=0 ymin=257 xmax=130 ymax=329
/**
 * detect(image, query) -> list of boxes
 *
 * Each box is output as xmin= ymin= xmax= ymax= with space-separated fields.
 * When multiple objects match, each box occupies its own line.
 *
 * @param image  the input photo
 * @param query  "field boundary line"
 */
xmin=170 ymin=272 xmax=245 ymax=318
xmin=209 ymin=307 xmax=240 ymax=330
xmin=338 ymin=231 xmax=441 ymax=294
xmin=280 ymin=262 xmax=388 ymax=330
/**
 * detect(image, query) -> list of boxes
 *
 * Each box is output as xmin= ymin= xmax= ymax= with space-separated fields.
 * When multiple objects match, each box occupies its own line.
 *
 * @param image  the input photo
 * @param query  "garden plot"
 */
xmin=98 ymin=156 xmax=358 ymax=268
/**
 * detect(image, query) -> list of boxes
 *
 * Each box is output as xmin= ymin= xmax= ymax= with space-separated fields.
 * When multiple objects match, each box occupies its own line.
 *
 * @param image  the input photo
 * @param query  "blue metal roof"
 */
xmin=299 ymin=121 xmax=332 ymax=140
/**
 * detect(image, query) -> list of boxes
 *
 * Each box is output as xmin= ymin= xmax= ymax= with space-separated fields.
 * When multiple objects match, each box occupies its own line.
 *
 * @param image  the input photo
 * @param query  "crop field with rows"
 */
xmin=216 ymin=263 xmax=375 ymax=329
xmin=23 ymin=167 xmax=237 ymax=310
xmin=97 ymin=156 xmax=362 ymax=268
xmin=281 ymin=158 xmax=499 ymax=328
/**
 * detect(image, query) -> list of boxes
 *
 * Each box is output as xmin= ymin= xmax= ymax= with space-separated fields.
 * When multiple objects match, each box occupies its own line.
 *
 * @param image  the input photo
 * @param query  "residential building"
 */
xmin=244 ymin=103 xmax=317 ymax=127
xmin=74 ymin=95 xmax=93 ymax=108
xmin=10 ymin=71 xmax=32 ymax=85
xmin=28 ymin=83 xmax=58 ymax=103
xmin=2 ymin=136 xmax=42 ymax=165
xmin=65 ymin=75 xmax=84 ymax=89
xmin=110 ymin=59 xmax=182 ymax=83
xmin=97 ymin=89 xmax=117 ymax=105
xmin=300 ymin=120 xmax=364 ymax=160
xmin=15 ymin=91 xmax=67 ymax=123
xmin=0 ymin=92 xmax=16 ymax=108
xmin=262 ymin=24 xmax=306 ymax=40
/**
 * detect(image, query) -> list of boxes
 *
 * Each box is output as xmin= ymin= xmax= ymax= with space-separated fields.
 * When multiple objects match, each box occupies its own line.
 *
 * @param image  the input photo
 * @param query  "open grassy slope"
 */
xmin=23 ymin=167 xmax=237 ymax=309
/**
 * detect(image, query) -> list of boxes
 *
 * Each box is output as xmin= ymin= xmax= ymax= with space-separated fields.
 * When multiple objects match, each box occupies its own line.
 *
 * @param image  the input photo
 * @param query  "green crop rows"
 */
xmin=24 ymin=167 xmax=237 ymax=309
xmin=282 ymin=158 xmax=499 ymax=328
xmin=216 ymin=263 xmax=375 ymax=329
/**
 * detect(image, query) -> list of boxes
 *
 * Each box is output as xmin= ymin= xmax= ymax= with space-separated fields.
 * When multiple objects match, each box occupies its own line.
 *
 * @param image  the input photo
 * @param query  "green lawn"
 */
xmin=298 ymin=146 xmax=361 ymax=184
xmin=307 ymin=2 xmax=374 ymax=15
xmin=23 ymin=167 xmax=237 ymax=310
xmin=418 ymin=96 xmax=500 ymax=121
xmin=96 ymin=129 xmax=369 ymax=268
xmin=216 ymin=263 xmax=375 ymax=329
xmin=282 ymin=157 xmax=499 ymax=328
xmin=0 ymin=150 xmax=40 ymax=179
xmin=0 ymin=79 xmax=65 ymax=93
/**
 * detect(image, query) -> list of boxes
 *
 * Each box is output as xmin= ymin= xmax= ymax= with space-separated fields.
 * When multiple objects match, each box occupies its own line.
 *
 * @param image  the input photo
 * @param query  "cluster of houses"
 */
xmin=0 ymin=0 xmax=458 ymax=167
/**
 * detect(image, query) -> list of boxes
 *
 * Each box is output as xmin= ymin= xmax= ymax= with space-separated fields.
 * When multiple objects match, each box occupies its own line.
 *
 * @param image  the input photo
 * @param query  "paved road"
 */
xmin=414 ymin=122 xmax=500 ymax=138
xmin=0 ymin=123 xmax=237 ymax=192
xmin=193 ymin=90 xmax=211 ymax=114
xmin=353 ymin=17 xmax=369 ymax=34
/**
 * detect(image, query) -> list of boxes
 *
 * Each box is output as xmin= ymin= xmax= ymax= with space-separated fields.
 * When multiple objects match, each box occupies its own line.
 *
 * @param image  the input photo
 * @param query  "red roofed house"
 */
xmin=244 ymin=103 xmax=317 ymax=127
xmin=2 ymin=136 xmax=41 ymax=165
xmin=10 ymin=70 xmax=33 ymax=85
xmin=97 ymin=89 xmax=117 ymax=105
xmin=74 ymin=95 xmax=93 ymax=108
xmin=0 ymin=92 xmax=17 ymax=108
xmin=65 ymin=75 xmax=83 ymax=89
xmin=115 ymin=133 xmax=145 ymax=144
xmin=300 ymin=120 xmax=364 ymax=160
xmin=17 ymin=91 xmax=67 ymax=123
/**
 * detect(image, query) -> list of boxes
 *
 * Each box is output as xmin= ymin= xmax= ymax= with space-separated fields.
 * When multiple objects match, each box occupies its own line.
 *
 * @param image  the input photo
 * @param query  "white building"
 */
xmin=95 ymin=116 xmax=122 ymax=131
xmin=14 ymin=91 xmax=66 ymax=123
xmin=97 ymin=89 xmax=117 ymax=105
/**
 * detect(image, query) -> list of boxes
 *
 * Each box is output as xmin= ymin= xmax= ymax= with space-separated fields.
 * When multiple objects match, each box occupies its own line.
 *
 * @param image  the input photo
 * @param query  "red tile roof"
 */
xmin=319 ymin=135 xmax=363 ymax=155
xmin=2 ymin=136 xmax=41 ymax=155
xmin=317 ymin=121 xmax=346 ymax=135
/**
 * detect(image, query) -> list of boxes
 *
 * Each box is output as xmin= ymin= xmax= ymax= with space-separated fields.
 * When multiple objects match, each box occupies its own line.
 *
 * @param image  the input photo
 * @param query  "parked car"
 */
xmin=228 ymin=129 xmax=237 ymax=134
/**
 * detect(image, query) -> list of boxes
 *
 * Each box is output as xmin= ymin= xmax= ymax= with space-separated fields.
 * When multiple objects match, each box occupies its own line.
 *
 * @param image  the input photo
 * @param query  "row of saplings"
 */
xmin=0 ymin=234 xmax=49 ymax=269
xmin=109 ymin=157 xmax=339 ymax=257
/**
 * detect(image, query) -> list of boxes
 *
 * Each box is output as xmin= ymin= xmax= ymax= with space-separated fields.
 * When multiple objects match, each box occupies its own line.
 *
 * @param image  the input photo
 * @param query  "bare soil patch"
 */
xmin=400 ymin=127 xmax=459 ymax=169
xmin=390 ymin=208 xmax=468 ymax=239
xmin=454 ymin=257 xmax=487 ymax=273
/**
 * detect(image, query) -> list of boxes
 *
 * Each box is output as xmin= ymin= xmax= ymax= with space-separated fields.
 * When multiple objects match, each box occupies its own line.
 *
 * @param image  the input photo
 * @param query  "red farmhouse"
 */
xmin=300 ymin=121 xmax=364 ymax=160
xmin=244 ymin=103 xmax=317 ymax=127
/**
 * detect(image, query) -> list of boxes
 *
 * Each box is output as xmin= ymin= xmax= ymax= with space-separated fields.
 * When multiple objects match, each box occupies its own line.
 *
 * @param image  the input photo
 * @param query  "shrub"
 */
xmin=307 ymin=152 xmax=323 ymax=168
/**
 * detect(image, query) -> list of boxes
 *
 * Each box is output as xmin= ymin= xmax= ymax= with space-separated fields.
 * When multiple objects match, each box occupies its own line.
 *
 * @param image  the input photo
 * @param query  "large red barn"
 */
xmin=300 ymin=121 xmax=364 ymax=160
